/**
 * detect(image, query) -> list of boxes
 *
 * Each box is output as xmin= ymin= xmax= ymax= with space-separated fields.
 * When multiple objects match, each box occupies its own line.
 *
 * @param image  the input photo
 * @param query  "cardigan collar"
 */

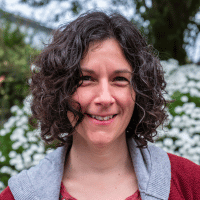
xmin=8 ymin=138 xmax=171 ymax=200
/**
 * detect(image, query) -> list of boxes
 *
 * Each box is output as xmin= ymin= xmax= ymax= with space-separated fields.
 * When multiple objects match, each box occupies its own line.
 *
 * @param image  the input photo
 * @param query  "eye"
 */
xmin=79 ymin=76 xmax=129 ymax=85
xmin=114 ymin=76 xmax=129 ymax=82
xmin=80 ymin=76 xmax=93 ymax=81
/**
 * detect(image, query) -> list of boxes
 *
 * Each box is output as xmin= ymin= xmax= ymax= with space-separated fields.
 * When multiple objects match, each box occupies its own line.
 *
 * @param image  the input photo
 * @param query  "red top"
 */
xmin=0 ymin=186 xmax=14 ymax=200
xmin=59 ymin=181 xmax=142 ymax=200
xmin=0 ymin=182 xmax=141 ymax=200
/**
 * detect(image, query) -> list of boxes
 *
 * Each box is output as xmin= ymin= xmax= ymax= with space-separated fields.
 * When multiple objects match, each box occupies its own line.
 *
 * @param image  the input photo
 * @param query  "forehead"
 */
xmin=80 ymin=39 xmax=132 ymax=72
xmin=86 ymin=39 xmax=124 ymax=55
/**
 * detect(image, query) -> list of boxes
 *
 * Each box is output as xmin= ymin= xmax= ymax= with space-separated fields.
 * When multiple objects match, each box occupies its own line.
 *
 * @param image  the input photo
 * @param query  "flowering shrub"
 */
xmin=154 ymin=59 xmax=200 ymax=165
xmin=0 ymin=22 xmax=40 ymax=127
xmin=0 ymin=95 xmax=53 ymax=191
xmin=0 ymin=59 xmax=200 ymax=192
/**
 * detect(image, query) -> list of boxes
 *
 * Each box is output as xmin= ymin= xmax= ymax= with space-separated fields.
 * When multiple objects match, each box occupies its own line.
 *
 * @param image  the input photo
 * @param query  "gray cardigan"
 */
xmin=8 ymin=138 xmax=171 ymax=200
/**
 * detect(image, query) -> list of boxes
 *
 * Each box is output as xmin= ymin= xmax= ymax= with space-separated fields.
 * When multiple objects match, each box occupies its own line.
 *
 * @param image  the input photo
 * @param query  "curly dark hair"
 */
xmin=29 ymin=11 xmax=170 ymax=148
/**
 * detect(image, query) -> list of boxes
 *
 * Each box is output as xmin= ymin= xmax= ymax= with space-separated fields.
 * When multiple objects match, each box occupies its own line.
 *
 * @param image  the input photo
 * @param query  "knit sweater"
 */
xmin=1 ymin=138 xmax=200 ymax=200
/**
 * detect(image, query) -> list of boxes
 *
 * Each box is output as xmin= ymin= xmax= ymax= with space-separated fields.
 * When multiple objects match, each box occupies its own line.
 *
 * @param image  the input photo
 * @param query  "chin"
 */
xmin=86 ymin=134 xmax=117 ymax=147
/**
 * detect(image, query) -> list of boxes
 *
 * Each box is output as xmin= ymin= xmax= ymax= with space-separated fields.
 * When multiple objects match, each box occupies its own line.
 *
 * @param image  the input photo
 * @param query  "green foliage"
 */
xmin=109 ymin=0 xmax=200 ymax=64
xmin=134 ymin=0 xmax=200 ymax=64
xmin=19 ymin=0 xmax=83 ymax=21
xmin=20 ymin=0 xmax=50 ymax=7
xmin=19 ymin=0 xmax=200 ymax=64
xmin=3 ymin=25 xmax=25 ymax=47
xmin=71 ymin=1 xmax=82 ymax=15
xmin=0 ymin=21 xmax=40 ymax=127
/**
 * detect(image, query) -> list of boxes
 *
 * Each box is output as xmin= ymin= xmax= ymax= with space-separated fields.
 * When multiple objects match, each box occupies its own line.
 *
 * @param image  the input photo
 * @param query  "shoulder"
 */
xmin=0 ymin=186 xmax=15 ymax=200
xmin=167 ymin=153 xmax=200 ymax=199
xmin=7 ymin=146 xmax=68 ymax=200
xmin=167 ymin=153 xmax=200 ymax=175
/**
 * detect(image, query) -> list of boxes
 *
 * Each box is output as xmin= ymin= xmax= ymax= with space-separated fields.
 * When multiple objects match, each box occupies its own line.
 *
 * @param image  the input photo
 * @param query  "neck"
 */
xmin=64 ymin=134 xmax=134 ymax=178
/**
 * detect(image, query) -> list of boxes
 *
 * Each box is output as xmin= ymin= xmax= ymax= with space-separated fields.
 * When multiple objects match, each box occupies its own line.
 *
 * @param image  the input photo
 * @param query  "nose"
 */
xmin=94 ymin=79 xmax=115 ymax=107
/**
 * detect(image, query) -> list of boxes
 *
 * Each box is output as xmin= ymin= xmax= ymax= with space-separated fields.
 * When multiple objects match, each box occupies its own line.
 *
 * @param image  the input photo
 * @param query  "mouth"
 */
xmin=86 ymin=113 xmax=117 ymax=125
xmin=86 ymin=113 xmax=117 ymax=121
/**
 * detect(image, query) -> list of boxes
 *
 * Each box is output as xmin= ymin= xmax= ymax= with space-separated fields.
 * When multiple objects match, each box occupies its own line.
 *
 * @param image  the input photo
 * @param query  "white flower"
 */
xmin=0 ymin=156 xmax=5 ymax=162
xmin=175 ymin=139 xmax=185 ymax=147
xmin=185 ymin=109 xmax=193 ymax=115
xmin=10 ymin=170 xmax=18 ymax=176
xmin=154 ymin=141 xmax=163 ymax=148
xmin=179 ymin=132 xmax=190 ymax=141
xmin=37 ymin=144 xmax=45 ymax=153
xmin=188 ymin=127 xmax=195 ymax=134
xmin=23 ymin=106 xmax=32 ymax=115
xmin=0 ymin=166 xmax=12 ymax=174
xmin=10 ymin=128 xmax=25 ymax=141
xmin=193 ymin=134 xmax=200 ymax=141
xmin=22 ymin=151 xmax=32 ymax=163
xmin=180 ymin=96 xmax=188 ymax=103
xmin=181 ymin=115 xmax=190 ymax=122
xmin=23 ymin=95 xmax=33 ymax=115
xmin=16 ymin=116 xmax=28 ymax=126
xmin=181 ymin=88 xmax=189 ymax=94
xmin=168 ymin=128 xmax=180 ymax=137
xmin=33 ymin=153 xmax=45 ymax=161
xmin=3 ymin=121 xmax=13 ymax=130
xmin=16 ymin=163 xmax=24 ymax=171
xmin=16 ymin=109 xmax=24 ymax=116
xmin=10 ymin=105 xmax=19 ymax=113
xmin=23 ymin=143 xmax=29 ymax=149
xmin=12 ymin=142 xmax=22 ymax=150
xmin=188 ymin=148 xmax=197 ymax=155
xmin=21 ymin=125 xmax=29 ymax=131
xmin=187 ymin=81 xmax=196 ymax=87
xmin=27 ymin=131 xmax=38 ymax=142
xmin=194 ymin=126 xmax=200 ymax=132
xmin=167 ymin=112 xmax=173 ymax=122
xmin=173 ymin=115 xmax=181 ymax=123
xmin=174 ymin=106 xmax=182 ymax=114
xmin=194 ymin=147 xmax=200 ymax=153
xmin=9 ymin=151 xmax=17 ymax=158
xmin=196 ymin=82 xmax=200 ymax=89
xmin=163 ymin=138 xmax=173 ymax=146
xmin=191 ymin=155 xmax=200 ymax=164
xmin=9 ymin=154 xmax=22 ymax=166
xmin=183 ymin=102 xmax=196 ymax=111
xmin=30 ymin=144 xmax=40 ymax=152
xmin=46 ymin=149 xmax=54 ymax=154
xmin=4 ymin=116 xmax=17 ymax=128
xmin=0 ymin=129 xmax=7 ymax=136
xmin=0 ymin=181 xmax=5 ymax=189
xmin=190 ymin=88 xmax=200 ymax=97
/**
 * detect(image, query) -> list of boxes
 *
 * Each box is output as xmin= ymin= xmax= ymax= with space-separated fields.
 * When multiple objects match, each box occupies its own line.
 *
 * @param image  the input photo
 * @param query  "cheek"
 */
xmin=68 ymin=91 xmax=90 ymax=122
xmin=67 ymin=111 xmax=77 ymax=127
xmin=124 ymin=90 xmax=136 ymax=111
xmin=73 ymin=90 xmax=92 ymax=108
xmin=120 ymin=88 xmax=135 ymax=102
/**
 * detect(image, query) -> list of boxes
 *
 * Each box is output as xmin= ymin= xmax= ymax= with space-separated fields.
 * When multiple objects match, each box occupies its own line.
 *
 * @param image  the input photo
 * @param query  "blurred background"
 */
xmin=0 ymin=0 xmax=200 ymax=191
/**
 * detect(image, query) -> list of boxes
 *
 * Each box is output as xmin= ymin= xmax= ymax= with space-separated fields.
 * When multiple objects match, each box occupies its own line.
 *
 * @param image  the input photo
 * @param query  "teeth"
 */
xmin=91 ymin=115 xmax=114 ymax=121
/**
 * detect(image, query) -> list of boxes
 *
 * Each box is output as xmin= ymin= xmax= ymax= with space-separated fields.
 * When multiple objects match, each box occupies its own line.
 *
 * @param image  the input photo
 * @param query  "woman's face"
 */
xmin=67 ymin=38 xmax=136 ymax=147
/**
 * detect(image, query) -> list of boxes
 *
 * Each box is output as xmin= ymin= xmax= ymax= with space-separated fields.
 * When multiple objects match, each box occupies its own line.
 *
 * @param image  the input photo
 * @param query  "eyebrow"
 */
xmin=81 ymin=69 xmax=132 ymax=74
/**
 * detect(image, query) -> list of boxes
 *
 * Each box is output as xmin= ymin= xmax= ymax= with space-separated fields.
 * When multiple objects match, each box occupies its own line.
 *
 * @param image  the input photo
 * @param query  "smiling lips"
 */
xmin=87 ymin=113 xmax=117 ymax=125
xmin=86 ymin=113 xmax=117 ymax=117
xmin=86 ymin=114 xmax=117 ymax=121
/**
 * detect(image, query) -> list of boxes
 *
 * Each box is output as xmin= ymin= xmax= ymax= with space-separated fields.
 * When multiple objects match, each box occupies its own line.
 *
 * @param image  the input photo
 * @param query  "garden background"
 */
xmin=0 ymin=0 xmax=200 ymax=191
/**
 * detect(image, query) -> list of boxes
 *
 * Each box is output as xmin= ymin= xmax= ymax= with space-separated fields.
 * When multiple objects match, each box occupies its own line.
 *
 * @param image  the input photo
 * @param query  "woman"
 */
xmin=1 ymin=11 xmax=200 ymax=200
